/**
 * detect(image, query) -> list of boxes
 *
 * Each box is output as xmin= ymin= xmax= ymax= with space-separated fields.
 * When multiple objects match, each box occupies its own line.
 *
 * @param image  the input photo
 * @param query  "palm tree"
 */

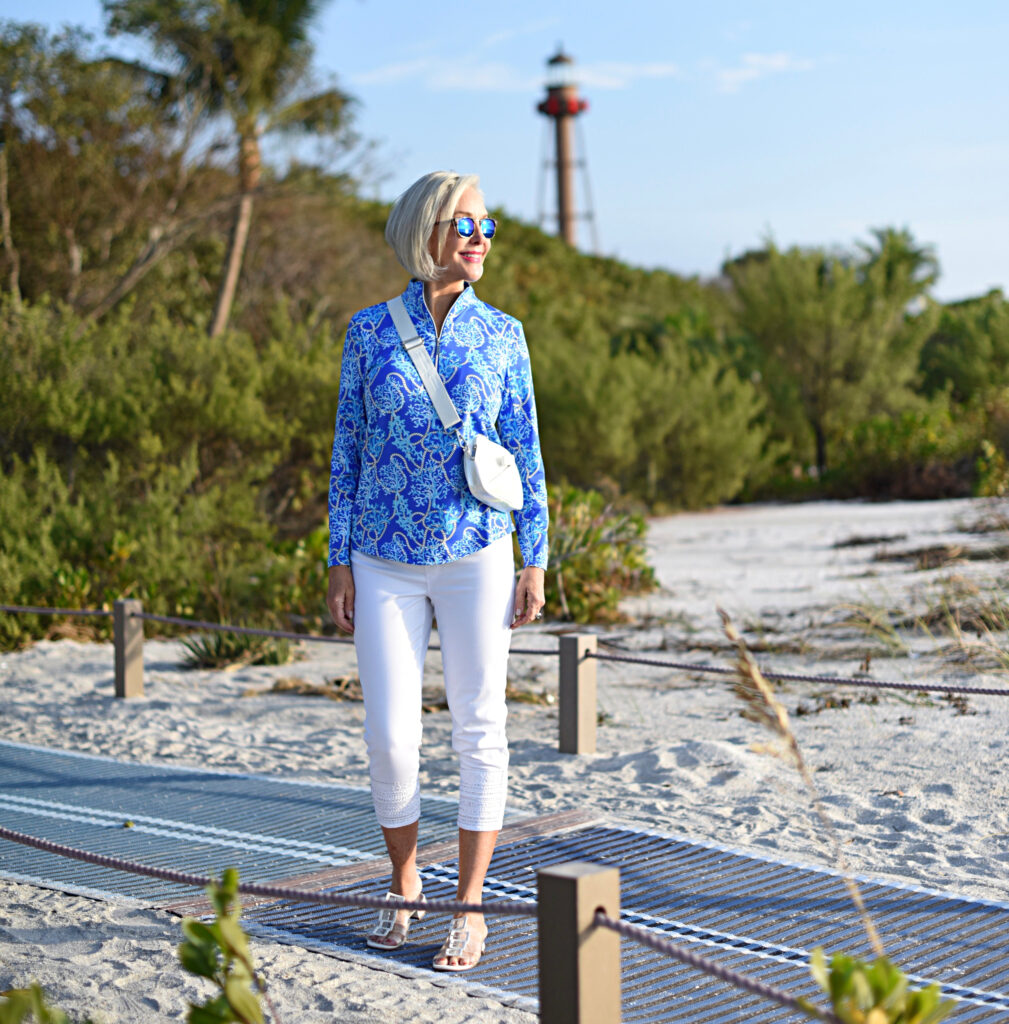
xmin=858 ymin=226 xmax=939 ymax=302
xmin=104 ymin=0 xmax=350 ymax=336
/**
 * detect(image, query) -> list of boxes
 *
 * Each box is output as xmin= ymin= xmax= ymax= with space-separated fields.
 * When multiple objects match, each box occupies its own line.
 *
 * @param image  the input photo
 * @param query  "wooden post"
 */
xmin=538 ymin=862 xmax=621 ymax=1024
xmin=113 ymin=599 xmax=144 ymax=698
xmin=558 ymin=632 xmax=597 ymax=754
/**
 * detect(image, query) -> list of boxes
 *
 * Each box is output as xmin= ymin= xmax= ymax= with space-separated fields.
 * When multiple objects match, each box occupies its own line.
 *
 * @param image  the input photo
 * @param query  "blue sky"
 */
xmin=21 ymin=0 xmax=1009 ymax=301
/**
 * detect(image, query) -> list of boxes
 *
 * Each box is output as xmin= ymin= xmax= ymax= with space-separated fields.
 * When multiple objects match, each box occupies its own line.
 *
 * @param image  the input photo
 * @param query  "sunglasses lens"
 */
xmin=479 ymin=218 xmax=497 ymax=238
xmin=455 ymin=217 xmax=476 ymax=237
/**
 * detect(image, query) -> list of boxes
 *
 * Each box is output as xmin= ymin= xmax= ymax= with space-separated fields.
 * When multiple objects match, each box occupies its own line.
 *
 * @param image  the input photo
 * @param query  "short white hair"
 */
xmin=385 ymin=171 xmax=482 ymax=282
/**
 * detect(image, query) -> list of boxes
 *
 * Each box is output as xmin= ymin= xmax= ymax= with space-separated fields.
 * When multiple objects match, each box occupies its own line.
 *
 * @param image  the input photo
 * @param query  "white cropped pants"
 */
xmin=350 ymin=535 xmax=516 ymax=832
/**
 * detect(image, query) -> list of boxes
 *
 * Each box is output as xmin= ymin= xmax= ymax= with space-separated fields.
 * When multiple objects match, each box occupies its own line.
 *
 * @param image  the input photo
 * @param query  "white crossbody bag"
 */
xmin=387 ymin=295 xmax=523 ymax=514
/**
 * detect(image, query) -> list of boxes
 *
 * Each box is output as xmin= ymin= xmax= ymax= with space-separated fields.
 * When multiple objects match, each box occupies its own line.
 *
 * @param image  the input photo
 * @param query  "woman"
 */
xmin=326 ymin=171 xmax=549 ymax=971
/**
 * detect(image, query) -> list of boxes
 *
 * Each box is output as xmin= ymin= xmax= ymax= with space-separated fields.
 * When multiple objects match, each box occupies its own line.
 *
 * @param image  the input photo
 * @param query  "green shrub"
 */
xmin=822 ymin=390 xmax=1009 ymax=500
xmin=544 ymin=484 xmax=656 ymax=623
xmin=0 ymin=297 xmax=341 ymax=650
xmin=829 ymin=404 xmax=977 ymax=499
xmin=251 ymin=526 xmax=331 ymax=630
xmin=976 ymin=439 xmax=1009 ymax=497
xmin=919 ymin=289 xmax=1009 ymax=403
xmin=180 ymin=631 xmax=291 ymax=669
xmin=528 ymin=306 xmax=772 ymax=510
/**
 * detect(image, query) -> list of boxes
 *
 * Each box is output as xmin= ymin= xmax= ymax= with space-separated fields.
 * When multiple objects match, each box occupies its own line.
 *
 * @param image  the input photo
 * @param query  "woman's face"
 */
xmin=430 ymin=186 xmax=492 ymax=287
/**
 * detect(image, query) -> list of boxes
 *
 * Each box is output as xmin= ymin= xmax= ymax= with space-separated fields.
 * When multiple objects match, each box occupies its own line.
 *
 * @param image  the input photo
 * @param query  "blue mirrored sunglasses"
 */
xmin=450 ymin=216 xmax=497 ymax=239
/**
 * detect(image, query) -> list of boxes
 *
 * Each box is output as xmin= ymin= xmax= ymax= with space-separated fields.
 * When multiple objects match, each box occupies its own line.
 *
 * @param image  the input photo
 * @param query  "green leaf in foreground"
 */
xmin=224 ymin=978 xmax=264 ymax=1024
xmin=810 ymin=948 xmax=957 ymax=1024
xmin=0 ymin=983 xmax=98 ymax=1024
xmin=178 ymin=938 xmax=220 ymax=980
xmin=187 ymin=996 xmax=233 ymax=1024
xmin=179 ymin=869 xmax=275 ymax=1024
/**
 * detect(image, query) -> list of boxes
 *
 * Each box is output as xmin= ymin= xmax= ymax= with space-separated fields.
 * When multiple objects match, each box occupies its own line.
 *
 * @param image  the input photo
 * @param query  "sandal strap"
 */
xmin=370 ymin=907 xmax=399 ymax=937
xmin=438 ymin=916 xmax=476 ymax=958
xmin=369 ymin=891 xmax=419 ymax=938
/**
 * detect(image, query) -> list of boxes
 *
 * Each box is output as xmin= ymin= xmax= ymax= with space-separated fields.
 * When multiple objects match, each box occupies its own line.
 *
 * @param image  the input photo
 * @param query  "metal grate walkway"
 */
xmin=3 ymin=740 xmax=1009 ymax=1021
xmin=246 ymin=826 xmax=1009 ymax=1022
xmin=0 ymin=739 xmax=467 ymax=904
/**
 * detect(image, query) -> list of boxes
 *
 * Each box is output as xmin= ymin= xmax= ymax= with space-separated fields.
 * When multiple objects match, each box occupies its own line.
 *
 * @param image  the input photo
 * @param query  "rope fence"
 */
xmin=0 ymin=604 xmax=113 ymax=618
xmin=134 ymin=611 xmax=353 ymax=646
xmin=0 ymin=604 xmax=551 ymax=658
xmin=594 ymin=912 xmax=837 ymax=1024
xmin=0 ymin=824 xmax=527 ymax=918
xmin=3 ymin=600 xmax=1009 ymax=754
xmin=0 ymin=822 xmax=837 ymax=1024
xmin=588 ymin=649 xmax=1009 ymax=698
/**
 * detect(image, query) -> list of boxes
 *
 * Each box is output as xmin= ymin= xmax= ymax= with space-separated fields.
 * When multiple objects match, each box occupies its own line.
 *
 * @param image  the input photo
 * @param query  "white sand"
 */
xmin=2 ymin=497 xmax=1008 ymax=1021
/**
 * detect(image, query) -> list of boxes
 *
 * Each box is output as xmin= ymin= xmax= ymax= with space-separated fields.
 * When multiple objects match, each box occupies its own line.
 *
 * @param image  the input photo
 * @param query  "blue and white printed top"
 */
xmin=328 ymin=279 xmax=549 ymax=568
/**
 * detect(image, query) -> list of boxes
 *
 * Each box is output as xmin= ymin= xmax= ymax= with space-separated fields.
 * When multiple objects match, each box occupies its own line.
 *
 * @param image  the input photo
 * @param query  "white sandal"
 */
xmin=366 ymin=891 xmax=426 ymax=950
xmin=432 ymin=913 xmax=486 ymax=972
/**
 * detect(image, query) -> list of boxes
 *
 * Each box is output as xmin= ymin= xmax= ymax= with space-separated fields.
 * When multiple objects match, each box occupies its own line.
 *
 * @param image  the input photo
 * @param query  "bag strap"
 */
xmin=387 ymin=295 xmax=461 ymax=431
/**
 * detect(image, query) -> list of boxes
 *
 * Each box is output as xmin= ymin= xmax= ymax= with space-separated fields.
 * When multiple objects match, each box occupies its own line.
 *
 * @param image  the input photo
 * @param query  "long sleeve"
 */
xmin=328 ymin=319 xmax=366 ymax=566
xmin=497 ymin=324 xmax=549 ymax=569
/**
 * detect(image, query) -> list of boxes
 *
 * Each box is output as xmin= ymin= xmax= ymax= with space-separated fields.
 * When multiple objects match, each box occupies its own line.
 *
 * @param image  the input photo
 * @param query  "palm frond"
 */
xmin=236 ymin=0 xmax=330 ymax=47
xmin=87 ymin=55 xmax=177 ymax=102
xmin=266 ymin=86 xmax=350 ymax=134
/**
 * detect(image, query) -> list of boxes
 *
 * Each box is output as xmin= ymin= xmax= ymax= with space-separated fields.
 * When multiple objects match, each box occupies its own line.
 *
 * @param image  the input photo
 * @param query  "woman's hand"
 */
xmin=511 ymin=566 xmax=546 ymax=629
xmin=327 ymin=565 xmax=356 ymax=634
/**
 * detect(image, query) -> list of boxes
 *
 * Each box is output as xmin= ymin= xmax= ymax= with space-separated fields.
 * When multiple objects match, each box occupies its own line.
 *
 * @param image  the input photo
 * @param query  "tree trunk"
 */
xmin=0 ymin=143 xmax=22 ymax=308
xmin=81 ymin=192 xmax=251 ymax=331
xmin=81 ymin=227 xmax=178 ymax=329
xmin=64 ymin=225 xmax=82 ymax=306
xmin=210 ymin=128 xmax=261 ymax=338
xmin=813 ymin=421 xmax=827 ymax=477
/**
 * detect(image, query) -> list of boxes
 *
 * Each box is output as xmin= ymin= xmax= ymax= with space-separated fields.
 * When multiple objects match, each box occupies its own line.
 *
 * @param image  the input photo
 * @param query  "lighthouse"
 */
xmin=537 ymin=48 xmax=594 ymax=248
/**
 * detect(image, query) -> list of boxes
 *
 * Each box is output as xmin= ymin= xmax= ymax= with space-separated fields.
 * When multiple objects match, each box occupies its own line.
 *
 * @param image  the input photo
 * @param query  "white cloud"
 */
xmin=352 ymin=56 xmax=681 ymax=94
xmin=481 ymin=17 xmax=560 ymax=50
xmin=352 ymin=59 xmax=437 ymax=86
xmin=427 ymin=62 xmax=543 ymax=93
xmin=715 ymin=52 xmax=816 ymax=94
xmin=577 ymin=61 xmax=682 ymax=90
xmin=352 ymin=58 xmax=539 ymax=93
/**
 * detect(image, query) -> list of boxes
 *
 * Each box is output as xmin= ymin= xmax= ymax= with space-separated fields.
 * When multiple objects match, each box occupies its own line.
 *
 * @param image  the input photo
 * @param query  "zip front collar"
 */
xmin=402 ymin=279 xmax=478 ymax=341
